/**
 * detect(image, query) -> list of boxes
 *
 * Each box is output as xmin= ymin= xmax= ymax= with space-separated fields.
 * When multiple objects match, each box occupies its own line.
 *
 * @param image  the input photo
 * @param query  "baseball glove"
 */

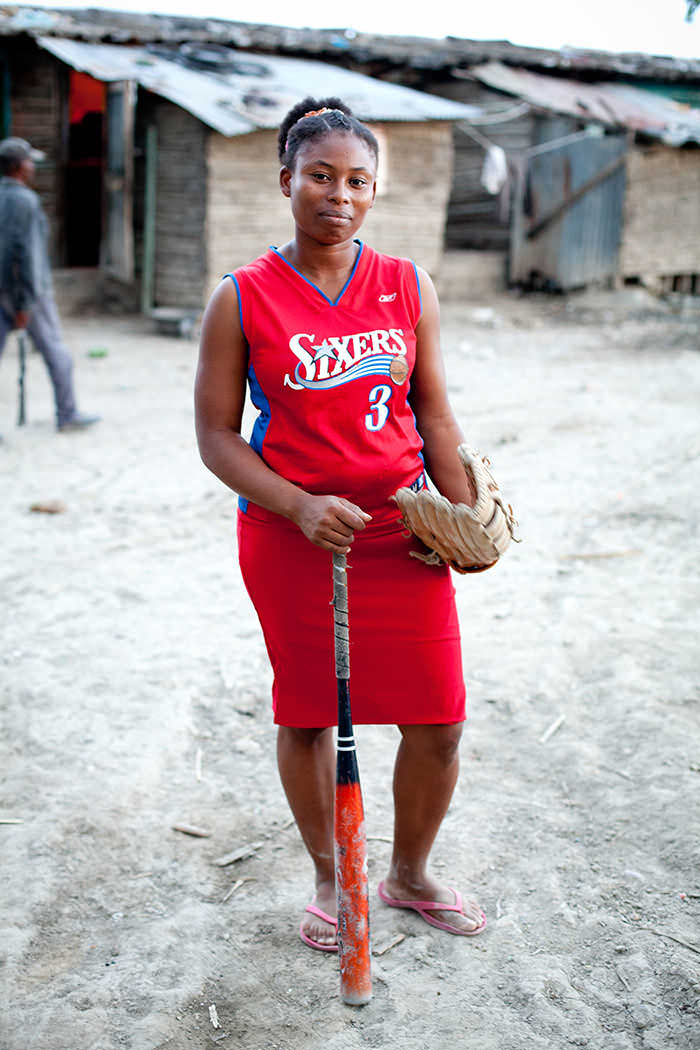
xmin=393 ymin=444 xmax=519 ymax=574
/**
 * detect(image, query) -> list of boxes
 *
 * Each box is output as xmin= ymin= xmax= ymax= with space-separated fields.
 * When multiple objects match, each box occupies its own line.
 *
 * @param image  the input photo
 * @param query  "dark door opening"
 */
xmin=66 ymin=71 xmax=105 ymax=266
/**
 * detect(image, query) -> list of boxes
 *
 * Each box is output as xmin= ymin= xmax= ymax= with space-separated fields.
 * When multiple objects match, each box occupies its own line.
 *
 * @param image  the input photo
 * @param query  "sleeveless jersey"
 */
xmin=230 ymin=242 xmax=426 ymax=516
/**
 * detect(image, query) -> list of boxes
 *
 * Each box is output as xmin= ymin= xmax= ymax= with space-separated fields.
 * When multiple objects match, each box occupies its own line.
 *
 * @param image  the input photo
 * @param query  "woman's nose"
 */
xmin=328 ymin=181 xmax=349 ymax=203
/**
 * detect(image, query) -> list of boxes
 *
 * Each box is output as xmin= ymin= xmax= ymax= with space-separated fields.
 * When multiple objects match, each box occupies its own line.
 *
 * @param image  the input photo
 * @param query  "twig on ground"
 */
xmin=0 ymin=818 xmax=23 ymax=824
xmin=539 ymin=714 xmax=565 ymax=744
xmin=265 ymin=817 xmax=296 ymax=839
xmin=373 ymin=934 xmax=406 ymax=956
xmin=496 ymin=897 xmax=503 ymax=919
xmin=172 ymin=823 xmax=211 ymax=838
xmin=209 ymin=1003 xmax=220 ymax=1029
xmin=643 ymin=928 xmax=700 ymax=957
xmin=598 ymin=764 xmax=633 ymax=781
xmin=367 ymin=835 xmax=393 ymax=843
xmin=221 ymin=876 xmax=254 ymax=903
xmin=213 ymin=841 xmax=264 ymax=867
xmin=615 ymin=967 xmax=631 ymax=991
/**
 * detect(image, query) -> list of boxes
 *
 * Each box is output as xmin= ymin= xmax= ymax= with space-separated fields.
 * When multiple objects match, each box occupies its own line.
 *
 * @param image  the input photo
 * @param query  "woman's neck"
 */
xmin=279 ymin=234 xmax=360 ymax=298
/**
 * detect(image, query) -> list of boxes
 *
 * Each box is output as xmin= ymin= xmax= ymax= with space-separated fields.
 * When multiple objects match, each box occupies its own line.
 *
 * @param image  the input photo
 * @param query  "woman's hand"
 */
xmin=293 ymin=493 xmax=371 ymax=552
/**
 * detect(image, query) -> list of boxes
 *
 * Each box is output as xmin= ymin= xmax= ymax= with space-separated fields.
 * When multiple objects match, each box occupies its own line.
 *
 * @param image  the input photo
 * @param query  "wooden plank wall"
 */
xmin=205 ymin=121 xmax=453 ymax=298
xmin=620 ymin=145 xmax=700 ymax=285
xmin=438 ymin=81 xmax=534 ymax=250
xmin=153 ymin=99 xmax=207 ymax=309
xmin=8 ymin=42 xmax=67 ymax=265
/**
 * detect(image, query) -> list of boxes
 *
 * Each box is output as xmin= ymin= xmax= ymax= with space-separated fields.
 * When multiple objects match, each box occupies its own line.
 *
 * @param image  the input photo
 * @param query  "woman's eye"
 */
xmin=312 ymin=172 xmax=330 ymax=181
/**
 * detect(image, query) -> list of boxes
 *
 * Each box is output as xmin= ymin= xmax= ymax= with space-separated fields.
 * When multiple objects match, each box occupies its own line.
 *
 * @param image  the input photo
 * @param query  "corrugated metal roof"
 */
xmin=6 ymin=6 xmax=700 ymax=82
xmin=36 ymin=37 xmax=480 ymax=137
xmin=472 ymin=61 xmax=700 ymax=146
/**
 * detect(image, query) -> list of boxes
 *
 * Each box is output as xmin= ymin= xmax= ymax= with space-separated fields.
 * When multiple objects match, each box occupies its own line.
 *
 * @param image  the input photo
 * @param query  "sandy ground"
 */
xmin=1 ymin=287 xmax=699 ymax=1050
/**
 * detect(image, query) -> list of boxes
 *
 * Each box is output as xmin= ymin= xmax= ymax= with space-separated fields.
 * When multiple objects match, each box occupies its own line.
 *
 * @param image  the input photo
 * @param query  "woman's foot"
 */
xmin=299 ymin=880 xmax=337 ymax=950
xmin=378 ymin=873 xmax=486 ymax=936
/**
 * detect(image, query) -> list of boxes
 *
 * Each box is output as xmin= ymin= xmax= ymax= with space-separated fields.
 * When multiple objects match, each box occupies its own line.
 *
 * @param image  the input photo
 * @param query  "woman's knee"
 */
xmin=278 ymin=725 xmax=333 ymax=751
xmin=398 ymin=721 xmax=464 ymax=764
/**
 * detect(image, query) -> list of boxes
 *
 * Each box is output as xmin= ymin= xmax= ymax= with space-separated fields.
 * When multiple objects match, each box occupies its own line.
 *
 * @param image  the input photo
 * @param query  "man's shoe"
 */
xmin=57 ymin=412 xmax=101 ymax=432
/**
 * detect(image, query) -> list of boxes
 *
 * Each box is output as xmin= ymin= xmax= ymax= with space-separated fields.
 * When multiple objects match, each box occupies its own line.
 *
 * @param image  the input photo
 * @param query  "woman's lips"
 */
xmin=319 ymin=212 xmax=352 ymax=224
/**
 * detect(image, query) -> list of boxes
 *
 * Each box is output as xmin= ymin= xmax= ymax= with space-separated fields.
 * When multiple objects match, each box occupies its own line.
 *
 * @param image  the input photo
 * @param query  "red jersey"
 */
xmin=230 ymin=242 xmax=426 ymax=516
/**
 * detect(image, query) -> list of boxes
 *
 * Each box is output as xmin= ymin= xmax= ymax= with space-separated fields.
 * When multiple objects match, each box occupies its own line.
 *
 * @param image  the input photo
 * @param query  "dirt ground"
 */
xmin=1 ymin=286 xmax=699 ymax=1050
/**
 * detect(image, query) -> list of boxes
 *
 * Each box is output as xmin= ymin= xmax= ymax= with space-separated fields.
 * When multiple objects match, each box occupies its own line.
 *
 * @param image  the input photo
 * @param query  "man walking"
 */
xmin=0 ymin=137 xmax=100 ymax=431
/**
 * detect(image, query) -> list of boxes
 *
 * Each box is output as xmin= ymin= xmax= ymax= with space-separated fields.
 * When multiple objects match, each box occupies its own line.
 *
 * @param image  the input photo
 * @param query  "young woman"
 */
xmin=195 ymin=97 xmax=486 ymax=950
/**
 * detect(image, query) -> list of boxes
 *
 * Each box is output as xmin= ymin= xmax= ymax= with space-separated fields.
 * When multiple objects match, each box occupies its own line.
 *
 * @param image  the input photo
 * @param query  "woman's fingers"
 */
xmin=336 ymin=498 xmax=372 ymax=530
xmin=295 ymin=494 xmax=372 ymax=550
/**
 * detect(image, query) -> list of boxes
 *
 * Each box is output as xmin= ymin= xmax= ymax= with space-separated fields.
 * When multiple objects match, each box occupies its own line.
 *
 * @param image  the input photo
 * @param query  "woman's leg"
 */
xmin=277 ymin=725 xmax=337 ymax=945
xmin=384 ymin=721 xmax=484 ymax=933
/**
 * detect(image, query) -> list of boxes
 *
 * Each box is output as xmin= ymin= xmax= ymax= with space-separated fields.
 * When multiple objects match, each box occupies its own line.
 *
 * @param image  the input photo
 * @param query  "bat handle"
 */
xmin=332 ymin=551 xmax=350 ymax=683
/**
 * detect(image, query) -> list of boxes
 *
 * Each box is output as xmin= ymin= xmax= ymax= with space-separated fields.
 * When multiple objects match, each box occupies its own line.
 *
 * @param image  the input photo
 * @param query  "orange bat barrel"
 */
xmin=332 ymin=553 xmax=372 ymax=1006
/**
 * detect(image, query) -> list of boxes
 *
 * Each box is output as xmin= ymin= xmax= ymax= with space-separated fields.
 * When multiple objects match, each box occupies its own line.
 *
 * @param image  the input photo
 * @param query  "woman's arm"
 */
xmin=194 ymin=277 xmax=370 ymax=551
xmin=408 ymin=267 xmax=477 ymax=507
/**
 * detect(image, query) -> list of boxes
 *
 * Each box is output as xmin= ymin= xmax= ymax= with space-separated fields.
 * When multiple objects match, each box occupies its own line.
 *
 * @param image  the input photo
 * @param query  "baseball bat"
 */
xmin=17 ymin=330 xmax=27 ymax=426
xmin=331 ymin=551 xmax=372 ymax=1006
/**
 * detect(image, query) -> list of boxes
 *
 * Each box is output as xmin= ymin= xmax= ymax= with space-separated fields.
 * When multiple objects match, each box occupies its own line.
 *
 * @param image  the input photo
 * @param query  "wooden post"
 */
xmin=141 ymin=123 xmax=157 ymax=315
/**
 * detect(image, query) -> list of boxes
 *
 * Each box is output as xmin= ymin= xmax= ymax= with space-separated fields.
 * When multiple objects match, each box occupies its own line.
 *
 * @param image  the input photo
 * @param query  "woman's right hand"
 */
xmin=292 ymin=494 xmax=372 ymax=552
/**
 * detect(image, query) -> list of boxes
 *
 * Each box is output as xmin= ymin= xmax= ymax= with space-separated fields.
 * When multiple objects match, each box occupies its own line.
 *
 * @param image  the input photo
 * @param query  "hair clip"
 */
xmin=302 ymin=107 xmax=331 ymax=120
xmin=285 ymin=108 xmax=338 ymax=154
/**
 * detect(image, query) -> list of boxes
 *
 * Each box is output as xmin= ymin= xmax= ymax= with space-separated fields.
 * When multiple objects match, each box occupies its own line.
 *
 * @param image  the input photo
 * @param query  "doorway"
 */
xmin=65 ymin=70 xmax=105 ymax=266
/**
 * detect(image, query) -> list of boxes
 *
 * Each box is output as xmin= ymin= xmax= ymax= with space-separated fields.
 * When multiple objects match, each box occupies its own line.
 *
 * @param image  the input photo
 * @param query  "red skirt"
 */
xmin=237 ymin=503 xmax=466 ymax=728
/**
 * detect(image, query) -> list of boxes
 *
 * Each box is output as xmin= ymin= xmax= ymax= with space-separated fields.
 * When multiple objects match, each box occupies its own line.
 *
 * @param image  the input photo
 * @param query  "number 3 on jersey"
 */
xmin=365 ymin=384 xmax=392 ymax=432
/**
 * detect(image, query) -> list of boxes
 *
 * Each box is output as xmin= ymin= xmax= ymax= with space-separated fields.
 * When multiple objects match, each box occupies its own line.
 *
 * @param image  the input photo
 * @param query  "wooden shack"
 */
xmin=4 ymin=6 xmax=700 ymax=302
xmin=1 ymin=18 xmax=476 ymax=316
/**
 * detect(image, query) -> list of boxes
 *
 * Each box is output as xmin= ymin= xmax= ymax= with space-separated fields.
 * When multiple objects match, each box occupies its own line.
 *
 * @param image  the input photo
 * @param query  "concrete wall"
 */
xmin=435 ymin=249 xmax=506 ymax=301
xmin=205 ymin=128 xmax=292 ymax=300
xmin=621 ymin=145 xmax=700 ymax=287
xmin=205 ymin=121 xmax=454 ymax=300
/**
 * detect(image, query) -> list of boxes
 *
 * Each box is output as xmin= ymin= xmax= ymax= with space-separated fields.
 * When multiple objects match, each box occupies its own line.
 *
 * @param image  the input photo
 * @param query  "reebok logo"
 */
xmin=378 ymin=293 xmax=397 ymax=303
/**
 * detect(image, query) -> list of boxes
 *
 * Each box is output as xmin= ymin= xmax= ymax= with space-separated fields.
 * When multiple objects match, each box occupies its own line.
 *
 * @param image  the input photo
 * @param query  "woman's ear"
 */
xmin=280 ymin=166 xmax=292 ymax=198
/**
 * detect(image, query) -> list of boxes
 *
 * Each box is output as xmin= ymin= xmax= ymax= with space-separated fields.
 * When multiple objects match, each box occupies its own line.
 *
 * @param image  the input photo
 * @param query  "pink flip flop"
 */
xmin=377 ymin=880 xmax=487 ymax=936
xmin=299 ymin=900 xmax=339 ymax=952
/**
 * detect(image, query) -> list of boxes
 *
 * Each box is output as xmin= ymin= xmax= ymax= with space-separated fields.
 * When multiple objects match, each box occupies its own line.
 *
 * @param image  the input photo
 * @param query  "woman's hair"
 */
xmin=277 ymin=96 xmax=379 ymax=169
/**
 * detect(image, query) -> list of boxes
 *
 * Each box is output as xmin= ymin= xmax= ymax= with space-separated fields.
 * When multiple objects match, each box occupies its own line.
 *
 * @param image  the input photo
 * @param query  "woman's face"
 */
xmin=280 ymin=130 xmax=377 ymax=246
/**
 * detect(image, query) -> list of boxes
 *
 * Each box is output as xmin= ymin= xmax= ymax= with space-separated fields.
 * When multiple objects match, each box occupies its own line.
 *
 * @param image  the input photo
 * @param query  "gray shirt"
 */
xmin=0 ymin=175 xmax=52 ymax=315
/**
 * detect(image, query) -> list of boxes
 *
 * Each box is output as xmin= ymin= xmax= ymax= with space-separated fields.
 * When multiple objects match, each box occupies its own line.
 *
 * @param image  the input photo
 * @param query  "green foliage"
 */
xmin=687 ymin=0 xmax=700 ymax=21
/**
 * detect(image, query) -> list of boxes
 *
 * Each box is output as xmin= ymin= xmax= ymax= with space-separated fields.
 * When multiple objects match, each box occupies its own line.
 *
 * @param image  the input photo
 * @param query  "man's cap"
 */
xmin=0 ymin=137 xmax=46 ymax=167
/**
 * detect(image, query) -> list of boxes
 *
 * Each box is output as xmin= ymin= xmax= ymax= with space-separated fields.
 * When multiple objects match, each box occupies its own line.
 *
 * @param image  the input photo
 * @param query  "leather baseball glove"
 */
xmin=393 ymin=444 xmax=519 ymax=573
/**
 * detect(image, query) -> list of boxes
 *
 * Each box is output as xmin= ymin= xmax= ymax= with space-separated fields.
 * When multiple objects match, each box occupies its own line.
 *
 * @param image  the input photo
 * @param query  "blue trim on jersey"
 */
xmin=238 ymin=362 xmax=271 ymax=514
xmin=270 ymin=240 xmax=364 ymax=307
xmin=411 ymin=261 xmax=423 ymax=317
xmin=224 ymin=273 xmax=246 ymax=340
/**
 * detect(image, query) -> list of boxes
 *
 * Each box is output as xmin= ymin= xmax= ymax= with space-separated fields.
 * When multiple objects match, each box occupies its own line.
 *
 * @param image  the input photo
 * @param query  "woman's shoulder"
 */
xmin=363 ymin=243 xmax=421 ymax=282
xmin=230 ymin=248 xmax=277 ymax=283
xmin=361 ymin=244 xmax=423 ymax=312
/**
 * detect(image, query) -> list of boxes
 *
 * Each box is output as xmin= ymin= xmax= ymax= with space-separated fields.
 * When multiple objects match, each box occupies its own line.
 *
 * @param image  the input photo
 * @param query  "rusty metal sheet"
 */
xmin=473 ymin=61 xmax=700 ymax=146
xmin=510 ymin=132 xmax=628 ymax=290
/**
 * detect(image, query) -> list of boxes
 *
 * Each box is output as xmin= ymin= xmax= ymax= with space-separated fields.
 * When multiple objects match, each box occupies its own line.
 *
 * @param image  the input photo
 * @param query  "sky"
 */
xmin=15 ymin=0 xmax=700 ymax=59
